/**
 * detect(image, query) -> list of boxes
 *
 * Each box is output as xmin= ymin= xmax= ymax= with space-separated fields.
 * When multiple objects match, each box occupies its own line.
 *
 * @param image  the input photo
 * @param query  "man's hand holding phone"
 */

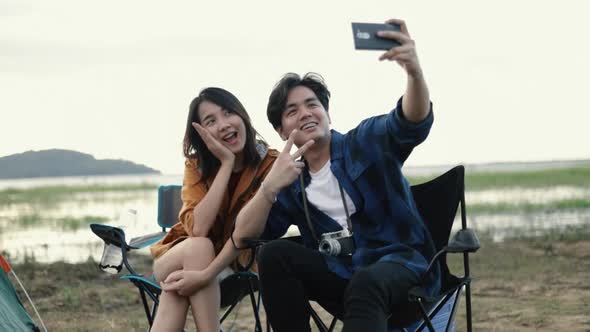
xmin=353 ymin=19 xmax=422 ymax=78
xmin=374 ymin=19 xmax=422 ymax=78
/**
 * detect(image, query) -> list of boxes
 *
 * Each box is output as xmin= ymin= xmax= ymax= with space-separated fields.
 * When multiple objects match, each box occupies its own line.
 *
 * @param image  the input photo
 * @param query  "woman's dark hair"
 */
xmin=267 ymin=72 xmax=331 ymax=129
xmin=183 ymin=87 xmax=264 ymax=182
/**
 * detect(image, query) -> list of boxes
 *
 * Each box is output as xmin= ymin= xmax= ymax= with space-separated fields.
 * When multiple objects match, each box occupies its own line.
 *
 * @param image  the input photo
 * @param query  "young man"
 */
xmin=161 ymin=18 xmax=439 ymax=332
xmin=237 ymin=19 xmax=439 ymax=331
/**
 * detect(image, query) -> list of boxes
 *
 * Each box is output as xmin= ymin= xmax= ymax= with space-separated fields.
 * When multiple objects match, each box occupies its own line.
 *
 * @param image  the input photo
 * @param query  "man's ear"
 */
xmin=326 ymin=110 xmax=331 ymax=124
xmin=276 ymin=126 xmax=287 ymax=141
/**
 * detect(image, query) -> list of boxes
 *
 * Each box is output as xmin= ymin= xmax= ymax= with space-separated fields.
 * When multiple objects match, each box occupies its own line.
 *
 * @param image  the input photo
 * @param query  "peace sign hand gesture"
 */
xmin=263 ymin=130 xmax=314 ymax=196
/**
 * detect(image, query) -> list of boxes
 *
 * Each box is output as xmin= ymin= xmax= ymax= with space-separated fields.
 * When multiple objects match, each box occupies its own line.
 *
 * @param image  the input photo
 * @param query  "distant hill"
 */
xmin=0 ymin=149 xmax=160 ymax=179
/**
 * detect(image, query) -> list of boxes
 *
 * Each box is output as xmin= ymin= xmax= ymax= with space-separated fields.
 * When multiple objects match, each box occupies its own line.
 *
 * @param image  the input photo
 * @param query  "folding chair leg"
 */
xmin=150 ymin=302 xmax=158 ymax=330
xmin=247 ymin=278 xmax=263 ymax=332
xmin=417 ymin=299 xmax=435 ymax=332
xmin=138 ymin=289 xmax=154 ymax=327
xmin=255 ymin=290 xmax=273 ymax=332
xmin=220 ymin=300 xmax=239 ymax=323
xmin=446 ymin=288 xmax=463 ymax=332
xmin=465 ymin=283 xmax=473 ymax=332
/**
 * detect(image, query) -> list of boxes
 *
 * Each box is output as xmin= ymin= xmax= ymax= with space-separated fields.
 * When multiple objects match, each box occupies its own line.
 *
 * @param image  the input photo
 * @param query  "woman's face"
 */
xmin=197 ymin=100 xmax=247 ymax=156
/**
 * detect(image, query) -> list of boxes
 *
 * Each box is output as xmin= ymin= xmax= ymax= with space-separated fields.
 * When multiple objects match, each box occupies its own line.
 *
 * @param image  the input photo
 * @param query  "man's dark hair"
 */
xmin=267 ymin=72 xmax=331 ymax=129
xmin=183 ymin=87 xmax=264 ymax=182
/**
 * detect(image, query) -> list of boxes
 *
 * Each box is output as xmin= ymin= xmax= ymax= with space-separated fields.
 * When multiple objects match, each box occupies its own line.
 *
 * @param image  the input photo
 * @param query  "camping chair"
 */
xmin=283 ymin=165 xmax=480 ymax=332
xmin=90 ymin=185 xmax=267 ymax=331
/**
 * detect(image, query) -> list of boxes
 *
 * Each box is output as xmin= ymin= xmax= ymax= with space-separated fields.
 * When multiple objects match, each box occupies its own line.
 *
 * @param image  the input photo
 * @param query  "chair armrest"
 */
xmin=120 ymin=275 xmax=161 ymax=298
xmin=233 ymin=237 xmax=267 ymax=272
xmin=241 ymin=238 xmax=270 ymax=248
xmin=129 ymin=231 xmax=167 ymax=249
xmin=421 ymin=229 xmax=479 ymax=283
xmin=234 ymin=236 xmax=304 ymax=271
xmin=90 ymin=223 xmax=130 ymax=249
xmin=447 ymin=228 xmax=480 ymax=253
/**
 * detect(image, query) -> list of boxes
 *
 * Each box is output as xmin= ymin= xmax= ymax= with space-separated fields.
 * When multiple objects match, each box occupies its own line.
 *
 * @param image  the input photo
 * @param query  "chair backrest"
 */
xmin=157 ymin=185 xmax=183 ymax=229
xmin=410 ymin=165 xmax=464 ymax=252
xmin=410 ymin=165 xmax=464 ymax=292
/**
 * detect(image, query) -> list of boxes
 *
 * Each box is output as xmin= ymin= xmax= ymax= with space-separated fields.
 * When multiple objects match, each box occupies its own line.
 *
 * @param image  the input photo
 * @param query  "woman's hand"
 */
xmin=160 ymin=269 xmax=214 ymax=297
xmin=192 ymin=122 xmax=235 ymax=165
xmin=263 ymin=130 xmax=314 ymax=195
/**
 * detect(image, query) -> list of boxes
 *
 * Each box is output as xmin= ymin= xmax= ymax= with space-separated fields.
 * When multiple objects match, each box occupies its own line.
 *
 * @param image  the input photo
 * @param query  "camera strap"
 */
xmin=299 ymin=173 xmax=353 ymax=244
xmin=338 ymin=183 xmax=354 ymax=233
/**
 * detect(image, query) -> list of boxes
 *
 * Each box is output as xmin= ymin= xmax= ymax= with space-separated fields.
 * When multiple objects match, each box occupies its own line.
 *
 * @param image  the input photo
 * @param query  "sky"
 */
xmin=1 ymin=0 xmax=589 ymax=175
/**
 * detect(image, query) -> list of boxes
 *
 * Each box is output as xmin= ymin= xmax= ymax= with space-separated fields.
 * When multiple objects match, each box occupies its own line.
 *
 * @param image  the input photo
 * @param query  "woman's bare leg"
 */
xmin=150 ymin=237 xmax=218 ymax=332
xmin=180 ymin=237 xmax=220 ymax=332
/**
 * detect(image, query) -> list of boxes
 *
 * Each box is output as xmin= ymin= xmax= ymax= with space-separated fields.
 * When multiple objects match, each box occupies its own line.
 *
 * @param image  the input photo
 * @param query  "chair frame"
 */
xmin=90 ymin=185 xmax=268 ymax=332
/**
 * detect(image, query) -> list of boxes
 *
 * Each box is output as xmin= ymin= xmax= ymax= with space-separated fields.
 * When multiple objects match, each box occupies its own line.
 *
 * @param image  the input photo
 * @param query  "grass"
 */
xmin=8 ymin=225 xmax=590 ymax=332
xmin=408 ymin=166 xmax=590 ymax=190
xmin=56 ymin=216 xmax=110 ymax=231
xmin=468 ymin=198 xmax=590 ymax=214
xmin=3 ymin=214 xmax=109 ymax=230
xmin=1 ymin=167 xmax=588 ymax=216
xmin=407 ymin=166 xmax=590 ymax=215
xmin=449 ymin=225 xmax=590 ymax=331
xmin=508 ymin=224 xmax=590 ymax=244
xmin=0 ymin=183 xmax=157 ymax=206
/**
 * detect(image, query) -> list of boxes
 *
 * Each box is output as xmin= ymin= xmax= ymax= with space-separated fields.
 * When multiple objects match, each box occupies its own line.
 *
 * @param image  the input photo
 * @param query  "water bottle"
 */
xmin=99 ymin=242 xmax=123 ymax=274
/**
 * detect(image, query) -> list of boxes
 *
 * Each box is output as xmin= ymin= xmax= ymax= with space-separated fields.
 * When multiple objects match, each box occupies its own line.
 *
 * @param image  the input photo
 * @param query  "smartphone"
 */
xmin=351 ymin=22 xmax=401 ymax=50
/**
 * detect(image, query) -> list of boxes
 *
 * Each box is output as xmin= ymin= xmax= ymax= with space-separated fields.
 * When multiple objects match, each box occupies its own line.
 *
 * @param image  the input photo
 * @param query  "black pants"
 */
xmin=257 ymin=239 xmax=420 ymax=332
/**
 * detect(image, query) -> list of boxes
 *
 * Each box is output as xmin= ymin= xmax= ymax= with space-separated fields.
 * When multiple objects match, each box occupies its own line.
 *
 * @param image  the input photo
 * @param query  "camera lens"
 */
xmin=320 ymin=242 xmax=331 ymax=253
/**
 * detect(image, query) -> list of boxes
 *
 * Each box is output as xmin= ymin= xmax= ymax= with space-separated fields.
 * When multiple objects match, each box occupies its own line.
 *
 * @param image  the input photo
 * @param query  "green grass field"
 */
xmin=0 ymin=183 xmax=157 ymax=206
xmin=408 ymin=166 xmax=590 ymax=190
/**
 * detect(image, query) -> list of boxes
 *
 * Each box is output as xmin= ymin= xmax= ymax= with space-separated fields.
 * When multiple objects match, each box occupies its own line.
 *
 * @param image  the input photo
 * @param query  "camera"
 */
xmin=318 ymin=229 xmax=355 ymax=257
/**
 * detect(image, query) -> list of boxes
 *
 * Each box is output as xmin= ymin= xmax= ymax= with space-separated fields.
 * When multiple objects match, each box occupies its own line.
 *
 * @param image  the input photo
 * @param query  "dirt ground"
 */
xmin=9 ymin=234 xmax=590 ymax=331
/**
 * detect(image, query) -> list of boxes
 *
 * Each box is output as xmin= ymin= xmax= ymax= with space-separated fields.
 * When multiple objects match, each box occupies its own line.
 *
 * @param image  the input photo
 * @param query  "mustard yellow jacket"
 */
xmin=150 ymin=146 xmax=278 ymax=268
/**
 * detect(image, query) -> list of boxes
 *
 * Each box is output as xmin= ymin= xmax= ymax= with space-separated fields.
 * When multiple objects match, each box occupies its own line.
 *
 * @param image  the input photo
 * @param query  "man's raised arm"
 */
xmin=377 ymin=18 xmax=430 ymax=123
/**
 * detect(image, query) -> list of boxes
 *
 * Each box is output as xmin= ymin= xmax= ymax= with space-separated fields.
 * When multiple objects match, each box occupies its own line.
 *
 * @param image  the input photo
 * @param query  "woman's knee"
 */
xmin=153 ymin=253 xmax=179 ymax=282
xmin=182 ymin=237 xmax=215 ymax=256
xmin=153 ymin=237 xmax=215 ymax=281
xmin=181 ymin=236 xmax=215 ymax=265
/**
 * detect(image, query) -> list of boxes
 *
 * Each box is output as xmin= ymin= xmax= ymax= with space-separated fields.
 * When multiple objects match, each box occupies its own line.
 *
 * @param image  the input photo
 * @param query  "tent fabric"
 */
xmin=0 ymin=260 xmax=38 ymax=332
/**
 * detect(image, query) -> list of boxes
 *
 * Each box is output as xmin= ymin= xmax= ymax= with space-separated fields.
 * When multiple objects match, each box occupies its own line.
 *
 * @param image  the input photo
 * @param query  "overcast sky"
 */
xmin=1 ymin=0 xmax=589 ymax=174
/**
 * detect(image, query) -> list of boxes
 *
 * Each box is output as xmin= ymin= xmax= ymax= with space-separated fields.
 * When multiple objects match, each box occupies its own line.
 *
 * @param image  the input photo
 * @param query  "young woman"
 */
xmin=149 ymin=87 xmax=277 ymax=332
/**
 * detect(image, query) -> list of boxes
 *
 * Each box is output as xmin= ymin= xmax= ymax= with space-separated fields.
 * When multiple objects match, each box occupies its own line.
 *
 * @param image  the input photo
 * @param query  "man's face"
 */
xmin=277 ymin=85 xmax=331 ymax=147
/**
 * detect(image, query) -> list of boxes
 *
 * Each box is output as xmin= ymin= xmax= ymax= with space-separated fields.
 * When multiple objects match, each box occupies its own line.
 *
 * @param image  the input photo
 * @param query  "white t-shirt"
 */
xmin=305 ymin=160 xmax=356 ymax=230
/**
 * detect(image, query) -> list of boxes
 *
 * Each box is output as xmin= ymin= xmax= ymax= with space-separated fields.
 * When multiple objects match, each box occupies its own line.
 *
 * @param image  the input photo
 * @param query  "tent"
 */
xmin=0 ymin=255 xmax=42 ymax=332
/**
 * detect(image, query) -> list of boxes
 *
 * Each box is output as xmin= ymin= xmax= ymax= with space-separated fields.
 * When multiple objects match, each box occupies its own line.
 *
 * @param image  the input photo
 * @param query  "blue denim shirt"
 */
xmin=263 ymin=98 xmax=440 ymax=296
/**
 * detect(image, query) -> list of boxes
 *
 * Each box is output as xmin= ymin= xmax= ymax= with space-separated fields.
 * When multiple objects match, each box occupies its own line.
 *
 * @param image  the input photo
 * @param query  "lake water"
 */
xmin=1 ymin=172 xmax=589 ymax=264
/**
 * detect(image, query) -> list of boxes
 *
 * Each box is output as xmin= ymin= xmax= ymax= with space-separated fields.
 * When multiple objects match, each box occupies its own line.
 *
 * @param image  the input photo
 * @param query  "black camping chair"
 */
xmin=90 ymin=185 xmax=267 ymax=331
xmin=297 ymin=165 xmax=480 ymax=332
